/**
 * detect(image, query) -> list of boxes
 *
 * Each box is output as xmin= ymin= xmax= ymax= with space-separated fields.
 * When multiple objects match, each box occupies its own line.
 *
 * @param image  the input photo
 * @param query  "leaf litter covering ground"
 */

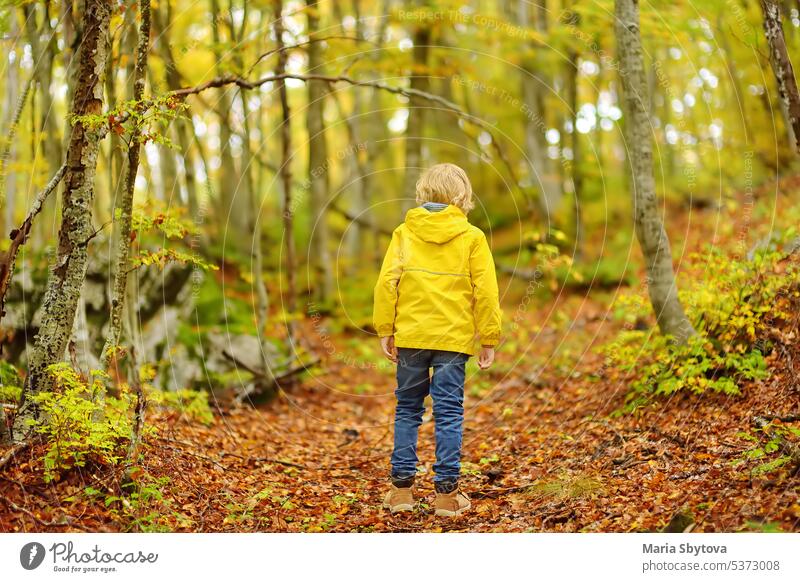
xmin=1 ymin=294 xmax=798 ymax=533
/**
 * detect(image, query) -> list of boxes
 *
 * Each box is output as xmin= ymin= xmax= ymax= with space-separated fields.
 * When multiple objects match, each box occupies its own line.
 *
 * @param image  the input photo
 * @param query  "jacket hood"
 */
xmin=404 ymin=205 xmax=469 ymax=244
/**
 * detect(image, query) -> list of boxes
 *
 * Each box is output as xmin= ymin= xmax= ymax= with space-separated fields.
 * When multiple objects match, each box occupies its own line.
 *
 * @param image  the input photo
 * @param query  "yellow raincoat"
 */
xmin=373 ymin=205 xmax=502 ymax=356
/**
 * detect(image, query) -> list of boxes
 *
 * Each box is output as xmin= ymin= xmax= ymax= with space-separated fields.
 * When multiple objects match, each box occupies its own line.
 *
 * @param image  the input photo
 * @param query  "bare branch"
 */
xmin=246 ymin=35 xmax=376 ymax=76
xmin=171 ymin=72 xmax=526 ymax=203
xmin=0 ymin=163 xmax=67 ymax=328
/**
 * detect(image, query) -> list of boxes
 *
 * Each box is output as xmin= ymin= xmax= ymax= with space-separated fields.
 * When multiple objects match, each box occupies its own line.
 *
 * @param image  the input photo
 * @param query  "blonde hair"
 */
xmin=415 ymin=163 xmax=474 ymax=213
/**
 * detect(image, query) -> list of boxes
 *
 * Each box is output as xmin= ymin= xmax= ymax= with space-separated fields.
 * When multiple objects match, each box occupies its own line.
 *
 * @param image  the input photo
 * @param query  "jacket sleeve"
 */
xmin=373 ymin=229 xmax=404 ymax=337
xmin=470 ymin=231 xmax=502 ymax=347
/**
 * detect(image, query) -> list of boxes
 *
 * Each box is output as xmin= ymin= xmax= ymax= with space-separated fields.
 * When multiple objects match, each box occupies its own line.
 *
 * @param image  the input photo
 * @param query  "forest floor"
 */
xmin=3 ymin=180 xmax=800 ymax=532
xmin=2 ymin=291 xmax=799 ymax=533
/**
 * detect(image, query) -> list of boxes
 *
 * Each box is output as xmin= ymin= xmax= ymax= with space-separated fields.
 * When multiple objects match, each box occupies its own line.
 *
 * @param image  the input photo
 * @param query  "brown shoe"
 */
xmin=434 ymin=488 xmax=471 ymax=517
xmin=383 ymin=485 xmax=414 ymax=513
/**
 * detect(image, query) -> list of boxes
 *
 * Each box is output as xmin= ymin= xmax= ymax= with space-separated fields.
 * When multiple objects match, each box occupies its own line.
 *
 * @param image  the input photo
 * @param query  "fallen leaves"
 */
xmin=1 ymin=292 xmax=799 ymax=533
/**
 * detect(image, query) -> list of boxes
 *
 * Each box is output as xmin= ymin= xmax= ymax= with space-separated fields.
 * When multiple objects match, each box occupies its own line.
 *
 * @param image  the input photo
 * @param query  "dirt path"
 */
xmin=141 ymin=311 xmax=798 ymax=532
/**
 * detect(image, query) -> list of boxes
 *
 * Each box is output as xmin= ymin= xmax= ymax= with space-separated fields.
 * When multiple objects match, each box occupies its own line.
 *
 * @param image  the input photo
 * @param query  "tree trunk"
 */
xmin=614 ymin=0 xmax=696 ymax=343
xmin=518 ymin=0 xmax=560 ymax=221
xmin=60 ymin=0 xmax=82 ymax=156
xmin=102 ymin=0 xmax=152 ymax=371
xmin=564 ymin=10 xmax=584 ymax=259
xmin=305 ymin=0 xmax=334 ymax=304
xmin=14 ymin=0 xmax=113 ymax=442
xmin=274 ymin=0 xmax=298 ymax=327
xmin=402 ymin=0 xmax=431 ymax=212
xmin=717 ymin=15 xmax=753 ymax=146
xmin=239 ymin=91 xmax=275 ymax=386
xmin=152 ymin=1 xmax=199 ymax=218
xmin=158 ymin=131 xmax=178 ymax=201
xmin=105 ymin=3 xmax=137 ymax=216
xmin=333 ymin=0 xmax=388 ymax=269
xmin=210 ymin=0 xmax=248 ymax=248
xmin=760 ymin=0 xmax=800 ymax=154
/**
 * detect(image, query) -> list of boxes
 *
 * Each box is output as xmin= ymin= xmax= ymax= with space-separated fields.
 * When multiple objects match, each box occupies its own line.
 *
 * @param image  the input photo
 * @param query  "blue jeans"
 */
xmin=391 ymin=348 xmax=468 ymax=484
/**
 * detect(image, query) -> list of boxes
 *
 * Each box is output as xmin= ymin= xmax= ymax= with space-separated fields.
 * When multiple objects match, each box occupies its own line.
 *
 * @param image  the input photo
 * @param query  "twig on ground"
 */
xmin=473 ymin=482 xmax=538 ymax=499
xmin=0 ymin=440 xmax=32 ymax=471
xmin=154 ymin=435 xmax=308 ymax=470
xmin=580 ymin=418 xmax=627 ymax=445
xmin=159 ymin=443 xmax=227 ymax=470
xmin=0 ymin=495 xmax=90 ymax=531
xmin=219 ymin=451 xmax=307 ymax=470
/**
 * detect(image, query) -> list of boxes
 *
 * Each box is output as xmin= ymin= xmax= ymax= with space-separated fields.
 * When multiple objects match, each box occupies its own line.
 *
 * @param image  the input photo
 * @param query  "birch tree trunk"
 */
xmin=305 ymin=0 xmax=334 ymax=304
xmin=102 ymin=0 xmax=152 ymax=370
xmin=760 ymin=0 xmax=800 ymax=154
xmin=614 ymin=0 xmax=696 ymax=344
xmin=14 ymin=0 xmax=113 ymax=441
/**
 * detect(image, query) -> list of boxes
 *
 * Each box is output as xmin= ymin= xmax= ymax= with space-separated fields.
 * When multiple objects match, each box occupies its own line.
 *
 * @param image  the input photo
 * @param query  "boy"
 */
xmin=373 ymin=163 xmax=502 ymax=517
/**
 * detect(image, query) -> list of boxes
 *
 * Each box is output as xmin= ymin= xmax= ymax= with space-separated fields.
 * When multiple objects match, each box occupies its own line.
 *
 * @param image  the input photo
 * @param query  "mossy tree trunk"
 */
xmin=102 ymin=0 xmax=152 ymax=371
xmin=614 ymin=0 xmax=696 ymax=344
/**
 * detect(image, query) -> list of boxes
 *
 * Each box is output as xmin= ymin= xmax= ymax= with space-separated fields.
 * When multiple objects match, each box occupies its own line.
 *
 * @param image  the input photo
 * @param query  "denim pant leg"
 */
xmin=390 ymin=349 xmax=432 ymax=480
xmin=429 ymin=350 xmax=467 ymax=483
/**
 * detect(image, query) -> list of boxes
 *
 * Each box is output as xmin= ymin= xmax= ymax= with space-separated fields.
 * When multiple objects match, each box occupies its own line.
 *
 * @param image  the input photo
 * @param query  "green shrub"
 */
xmin=604 ymin=244 xmax=799 ymax=408
xmin=106 ymin=476 xmax=176 ymax=532
xmin=29 ymin=362 xmax=214 ymax=481
xmin=736 ymin=422 xmax=800 ymax=477
xmin=31 ymin=364 xmax=132 ymax=482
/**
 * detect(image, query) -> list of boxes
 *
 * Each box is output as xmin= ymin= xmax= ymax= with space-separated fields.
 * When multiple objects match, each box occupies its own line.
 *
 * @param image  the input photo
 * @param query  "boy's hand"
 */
xmin=478 ymin=346 xmax=495 ymax=370
xmin=380 ymin=336 xmax=398 ymax=363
